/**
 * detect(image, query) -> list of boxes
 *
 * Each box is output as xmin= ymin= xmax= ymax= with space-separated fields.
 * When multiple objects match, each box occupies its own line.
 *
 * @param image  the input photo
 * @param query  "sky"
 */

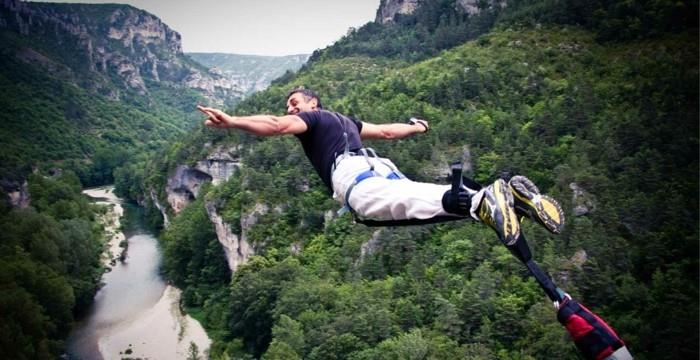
xmin=32 ymin=0 xmax=380 ymax=56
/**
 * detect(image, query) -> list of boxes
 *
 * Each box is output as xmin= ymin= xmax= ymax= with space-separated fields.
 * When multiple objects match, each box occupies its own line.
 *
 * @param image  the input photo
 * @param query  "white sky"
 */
xmin=31 ymin=0 xmax=380 ymax=56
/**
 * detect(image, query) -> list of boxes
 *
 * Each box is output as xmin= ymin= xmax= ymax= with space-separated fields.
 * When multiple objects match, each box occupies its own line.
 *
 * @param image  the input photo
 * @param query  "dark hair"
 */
xmin=287 ymin=87 xmax=323 ymax=109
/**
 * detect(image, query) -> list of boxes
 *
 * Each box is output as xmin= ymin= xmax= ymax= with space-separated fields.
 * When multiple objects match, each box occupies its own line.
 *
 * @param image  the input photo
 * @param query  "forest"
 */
xmin=0 ymin=171 xmax=105 ymax=359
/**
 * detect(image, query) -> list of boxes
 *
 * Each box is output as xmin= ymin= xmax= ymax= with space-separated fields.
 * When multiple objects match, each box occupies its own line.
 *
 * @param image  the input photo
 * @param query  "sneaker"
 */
xmin=478 ymin=179 xmax=520 ymax=246
xmin=509 ymin=176 xmax=565 ymax=234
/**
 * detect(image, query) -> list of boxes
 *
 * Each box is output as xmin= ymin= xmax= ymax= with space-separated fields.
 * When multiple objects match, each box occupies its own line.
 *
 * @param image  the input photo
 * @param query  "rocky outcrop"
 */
xmin=184 ymin=68 xmax=242 ymax=101
xmin=324 ymin=210 xmax=336 ymax=229
xmin=455 ymin=0 xmax=507 ymax=15
xmin=204 ymin=201 xmax=267 ymax=272
xmin=3 ymin=179 xmax=29 ymax=209
xmin=376 ymin=0 xmax=419 ymax=24
xmin=376 ymin=0 xmax=508 ymax=23
xmin=555 ymin=249 xmax=588 ymax=288
xmin=163 ymin=146 xmax=242 ymax=214
xmin=359 ymin=230 xmax=383 ymax=262
xmin=570 ymin=182 xmax=596 ymax=216
xmin=150 ymin=188 xmax=170 ymax=227
xmin=194 ymin=145 xmax=242 ymax=186
xmin=0 ymin=0 xmax=238 ymax=104
xmin=166 ymin=166 xmax=211 ymax=214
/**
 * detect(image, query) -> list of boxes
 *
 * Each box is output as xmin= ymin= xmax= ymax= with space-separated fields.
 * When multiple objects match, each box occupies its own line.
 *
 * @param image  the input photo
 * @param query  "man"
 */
xmin=197 ymin=88 xmax=564 ymax=245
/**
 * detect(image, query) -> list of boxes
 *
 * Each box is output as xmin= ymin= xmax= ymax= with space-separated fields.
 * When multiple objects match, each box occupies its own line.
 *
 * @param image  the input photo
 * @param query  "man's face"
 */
xmin=286 ymin=92 xmax=317 ymax=115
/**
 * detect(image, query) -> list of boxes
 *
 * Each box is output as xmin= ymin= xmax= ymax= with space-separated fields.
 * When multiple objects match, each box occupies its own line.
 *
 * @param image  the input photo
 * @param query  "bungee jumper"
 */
xmin=198 ymin=87 xmax=560 ymax=243
xmin=197 ymin=87 xmax=632 ymax=360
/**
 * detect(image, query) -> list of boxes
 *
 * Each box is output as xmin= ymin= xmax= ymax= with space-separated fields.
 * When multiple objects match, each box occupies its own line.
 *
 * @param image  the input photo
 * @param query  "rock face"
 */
xmin=151 ymin=145 xmax=261 ymax=273
xmin=204 ymin=201 xmax=256 ymax=272
xmin=358 ymin=230 xmax=383 ymax=264
xmin=3 ymin=180 xmax=29 ymax=208
xmin=163 ymin=146 xmax=242 ymax=214
xmin=570 ymin=182 xmax=595 ymax=216
xmin=555 ymin=249 xmax=588 ymax=288
xmin=149 ymin=188 xmax=170 ymax=228
xmin=166 ymin=165 xmax=212 ymax=214
xmin=0 ymin=0 xmax=241 ymax=105
xmin=455 ymin=0 xmax=507 ymax=15
xmin=194 ymin=146 xmax=242 ymax=186
xmin=376 ymin=0 xmax=420 ymax=24
xmin=376 ymin=0 xmax=508 ymax=23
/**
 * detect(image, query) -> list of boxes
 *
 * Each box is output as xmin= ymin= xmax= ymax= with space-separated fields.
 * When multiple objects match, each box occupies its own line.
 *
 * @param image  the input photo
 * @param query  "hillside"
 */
xmin=187 ymin=53 xmax=309 ymax=96
xmin=0 ymin=0 xmax=242 ymax=189
xmin=119 ymin=1 xmax=698 ymax=359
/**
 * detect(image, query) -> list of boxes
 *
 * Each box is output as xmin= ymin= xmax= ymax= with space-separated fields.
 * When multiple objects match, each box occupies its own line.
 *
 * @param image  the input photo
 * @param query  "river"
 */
xmin=67 ymin=186 xmax=211 ymax=360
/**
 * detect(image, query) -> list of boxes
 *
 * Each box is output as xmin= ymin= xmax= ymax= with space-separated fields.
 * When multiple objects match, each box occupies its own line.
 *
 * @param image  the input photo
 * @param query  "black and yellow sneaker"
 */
xmin=508 ymin=175 xmax=565 ymax=234
xmin=478 ymin=179 xmax=520 ymax=246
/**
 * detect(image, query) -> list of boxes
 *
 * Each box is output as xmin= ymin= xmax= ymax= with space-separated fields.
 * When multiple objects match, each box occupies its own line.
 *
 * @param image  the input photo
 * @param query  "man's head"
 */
xmin=287 ymin=87 xmax=322 ymax=115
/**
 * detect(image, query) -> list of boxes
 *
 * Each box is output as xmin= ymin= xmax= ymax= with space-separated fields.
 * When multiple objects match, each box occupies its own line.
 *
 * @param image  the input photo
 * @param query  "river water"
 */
xmin=67 ymin=186 xmax=211 ymax=360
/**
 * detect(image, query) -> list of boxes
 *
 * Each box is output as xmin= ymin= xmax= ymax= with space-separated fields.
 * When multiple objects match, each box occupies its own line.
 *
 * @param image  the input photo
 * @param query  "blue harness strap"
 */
xmin=338 ymin=158 xmax=468 ymax=225
xmin=355 ymin=169 xmax=378 ymax=183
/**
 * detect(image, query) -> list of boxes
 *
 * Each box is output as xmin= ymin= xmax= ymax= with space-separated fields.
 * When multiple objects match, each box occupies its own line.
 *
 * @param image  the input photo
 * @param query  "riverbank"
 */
xmin=98 ymin=285 xmax=211 ymax=359
xmin=83 ymin=186 xmax=125 ymax=266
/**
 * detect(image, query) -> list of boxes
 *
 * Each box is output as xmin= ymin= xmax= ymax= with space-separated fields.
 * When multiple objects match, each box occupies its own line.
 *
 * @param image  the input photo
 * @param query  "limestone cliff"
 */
xmin=0 ymin=0 xmax=241 ymax=105
xmin=376 ymin=0 xmax=507 ymax=24
xmin=204 ymin=201 xmax=262 ymax=272
xmin=163 ymin=146 xmax=241 ymax=215
xmin=455 ymin=0 xmax=507 ymax=15
xmin=375 ymin=0 xmax=419 ymax=24
xmin=146 ymin=145 xmax=265 ymax=273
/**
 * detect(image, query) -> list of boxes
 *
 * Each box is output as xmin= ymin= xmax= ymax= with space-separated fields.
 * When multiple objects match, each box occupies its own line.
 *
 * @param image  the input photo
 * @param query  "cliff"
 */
xmin=148 ymin=145 xmax=254 ymax=272
xmin=0 ymin=0 xmax=241 ymax=104
xmin=376 ymin=0 xmax=507 ymax=24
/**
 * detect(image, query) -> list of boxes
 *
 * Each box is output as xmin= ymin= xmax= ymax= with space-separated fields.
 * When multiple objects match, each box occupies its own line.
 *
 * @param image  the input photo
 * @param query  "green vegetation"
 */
xmin=126 ymin=1 xmax=698 ymax=357
xmin=0 ymin=43 xmax=199 ymax=186
xmin=0 ymin=3 xmax=210 ymax=187
xmin=0 ymin=0 xmax=696 ymax=359
xmin=315 ymin=0 xmax=697 ymax=64
xmin=0 ymin=172 xmax=104 ymax=359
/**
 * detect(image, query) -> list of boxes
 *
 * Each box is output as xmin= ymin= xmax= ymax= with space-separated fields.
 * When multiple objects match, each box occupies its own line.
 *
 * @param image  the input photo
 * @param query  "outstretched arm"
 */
xmin=360 ymin=118 xmax=429 ymax=140
xmin=197 ymin=105 xmax=307 ymax=136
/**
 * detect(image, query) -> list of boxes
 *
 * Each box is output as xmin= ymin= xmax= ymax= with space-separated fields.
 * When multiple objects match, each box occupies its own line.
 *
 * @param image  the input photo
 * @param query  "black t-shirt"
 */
xmin=295 ymin=110 xmax=364 ymax=189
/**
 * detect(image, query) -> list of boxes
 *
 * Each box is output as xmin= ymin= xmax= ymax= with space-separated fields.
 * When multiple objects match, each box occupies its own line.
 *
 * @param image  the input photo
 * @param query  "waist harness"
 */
xmin=336 ymin=147 xmax=405 ymax=216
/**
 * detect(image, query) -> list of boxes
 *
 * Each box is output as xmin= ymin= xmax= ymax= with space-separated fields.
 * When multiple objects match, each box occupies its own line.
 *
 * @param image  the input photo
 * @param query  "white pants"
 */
xmin=331 ymin=154 xmax=482 ymax=221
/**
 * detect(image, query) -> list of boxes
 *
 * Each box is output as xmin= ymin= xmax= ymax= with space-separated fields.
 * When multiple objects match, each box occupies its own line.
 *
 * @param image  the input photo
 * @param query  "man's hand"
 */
xmin=197 ymin=105 xmax=233 ymax=128
xmin=409 ymin=117 xmax=429 ymax=133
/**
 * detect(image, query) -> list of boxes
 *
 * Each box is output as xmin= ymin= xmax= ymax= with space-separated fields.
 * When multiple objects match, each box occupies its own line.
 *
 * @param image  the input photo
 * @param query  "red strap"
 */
xmin=565 ymin=314 xmax=595 ymax=340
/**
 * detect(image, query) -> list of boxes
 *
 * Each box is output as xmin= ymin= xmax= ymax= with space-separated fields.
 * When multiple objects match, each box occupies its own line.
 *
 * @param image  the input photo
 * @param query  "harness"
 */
xmin=331 ymin=112 xmax=468 ymax=226
xmin=335 ymin=147 xmax=406 ymax=216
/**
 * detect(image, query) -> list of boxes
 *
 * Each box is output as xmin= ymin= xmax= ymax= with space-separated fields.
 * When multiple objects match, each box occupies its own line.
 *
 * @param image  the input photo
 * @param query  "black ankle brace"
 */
xmin=442 ymin=189 xmax=471 ymax=216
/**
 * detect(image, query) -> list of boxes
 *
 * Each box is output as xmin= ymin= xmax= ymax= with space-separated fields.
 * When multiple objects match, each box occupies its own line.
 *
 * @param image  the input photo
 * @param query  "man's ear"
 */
xmin=310 ymin=98 xmax=318 ymax=109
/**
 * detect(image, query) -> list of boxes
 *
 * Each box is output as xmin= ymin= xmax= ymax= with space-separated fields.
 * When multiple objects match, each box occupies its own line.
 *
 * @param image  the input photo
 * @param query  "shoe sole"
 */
xmin=510 ymin=177 xmax=565 ymax=234
xmin=493 ymin=179 xmax=520 ymax=245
